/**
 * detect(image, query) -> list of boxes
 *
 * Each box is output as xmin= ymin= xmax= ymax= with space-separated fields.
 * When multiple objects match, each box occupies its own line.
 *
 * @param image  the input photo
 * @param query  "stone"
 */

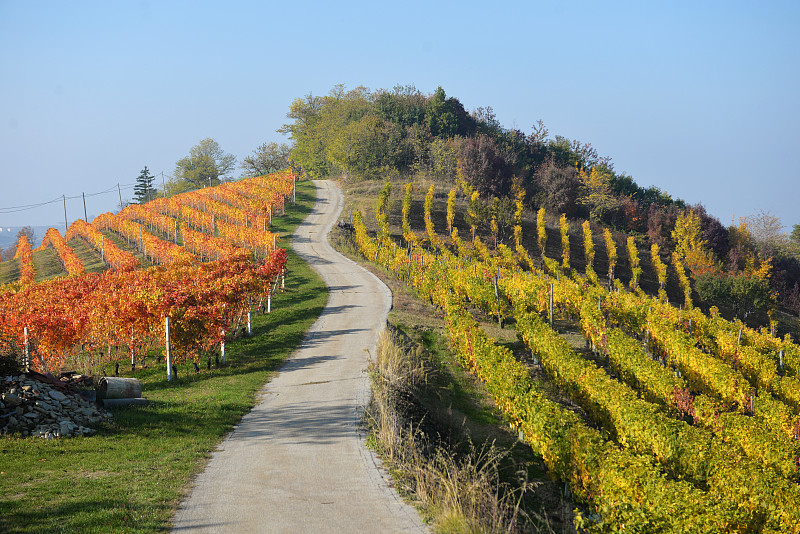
xmin=2 ymin=393 xmax=22 ymax=407
xmin=2 ymin=374 xmax=112 ymax=438
xmin=49 ymin=390 xmax=67 ymax=402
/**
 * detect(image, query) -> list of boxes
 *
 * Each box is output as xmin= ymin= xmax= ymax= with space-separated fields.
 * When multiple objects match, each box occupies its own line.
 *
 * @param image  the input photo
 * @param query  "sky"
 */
xmin=1 ymin=0 xmax=798 ymax=238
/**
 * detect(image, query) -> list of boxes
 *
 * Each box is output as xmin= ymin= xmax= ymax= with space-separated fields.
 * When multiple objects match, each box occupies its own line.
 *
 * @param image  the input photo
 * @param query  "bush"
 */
xmin=695 ymin=272 xmax=773 ymax=320
xmin=0 ymin=346 xmax=23 ymax=376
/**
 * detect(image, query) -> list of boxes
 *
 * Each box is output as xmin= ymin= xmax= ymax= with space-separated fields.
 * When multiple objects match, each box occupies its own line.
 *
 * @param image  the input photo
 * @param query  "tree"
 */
xmin=690 ymin=204 xmax=730 ymax=264
xmin=173 ymin=138 xmax=236 ymax=190
xmin=671 ymin=209 xmax=720 ymax=277
xmin=279 ymin=93 xmax=327 ymax=178
xmin=430 ymin=137 xmax=459 ymax=180
xmin=133 ymin=166 xmax=157 ymax=204
xmin=578 ymin=164 xmax=618 ymax=222
xmin=425 ymin=86 xmax=470 ymax=138
xmin=747 ymin=209 xmax=785 ymax=256
xmin=240 ymin=142 xmax=291 ymax=177
xmin=535 ymin=159 xmax=580 ymax=217
xmin=2 ymin=227 xmax=35 ymax=260
xmin=647 ymin=203 xmax=681 ymax=248
xmin=695 ymin=272 xmax=773 ymax=320
xmin=457 ymin=134 xmax=514 ymax=198
xmin=791 ymin=224 xmax=800 ymax=245
xmin=325 ymin=114 xmax=393 ymax=179
xmin=727 ymin=220 xmax=759 ymax=274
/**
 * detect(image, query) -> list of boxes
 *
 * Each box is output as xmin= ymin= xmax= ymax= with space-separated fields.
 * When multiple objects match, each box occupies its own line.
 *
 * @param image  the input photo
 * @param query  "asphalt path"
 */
xmin=172 ymin=180 xmax=428 ymax=533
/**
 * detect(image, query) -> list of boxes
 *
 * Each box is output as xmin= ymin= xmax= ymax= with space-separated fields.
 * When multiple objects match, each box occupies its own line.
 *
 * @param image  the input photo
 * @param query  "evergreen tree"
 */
xmin=134 ymin=166 xmax=156 ymax=204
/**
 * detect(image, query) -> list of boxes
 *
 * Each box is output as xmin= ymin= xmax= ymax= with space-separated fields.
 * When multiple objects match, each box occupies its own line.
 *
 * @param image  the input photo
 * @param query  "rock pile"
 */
xmin=1 ymin=373 xmax=112 ymax=439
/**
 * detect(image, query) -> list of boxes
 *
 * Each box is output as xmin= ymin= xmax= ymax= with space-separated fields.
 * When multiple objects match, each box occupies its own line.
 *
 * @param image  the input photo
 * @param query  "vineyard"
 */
xmin=0 ymin=171 xmax=296 ymax=376
xmin=352 ymin=182 xmax=800 ymax=533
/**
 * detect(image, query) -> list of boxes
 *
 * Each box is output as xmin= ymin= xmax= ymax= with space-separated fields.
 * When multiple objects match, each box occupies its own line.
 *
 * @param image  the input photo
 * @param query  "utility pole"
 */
xmin=82 ymin=192 xmax=88 ymax=221
xmin=63 ymin=195 xmax=68 ymax=232
xmin=117 ymin=183 xmax=123 ymax=209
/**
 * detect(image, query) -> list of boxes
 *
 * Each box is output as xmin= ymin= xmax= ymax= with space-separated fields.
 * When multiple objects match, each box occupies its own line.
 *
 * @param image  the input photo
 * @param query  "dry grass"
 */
xmin=366 ymin=330 xmax=564 ymax=534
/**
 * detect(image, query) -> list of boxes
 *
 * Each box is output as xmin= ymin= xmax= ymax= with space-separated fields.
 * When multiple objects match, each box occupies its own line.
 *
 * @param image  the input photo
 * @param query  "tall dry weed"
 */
xmin=366 ymin=329 xmax=557 ymax=533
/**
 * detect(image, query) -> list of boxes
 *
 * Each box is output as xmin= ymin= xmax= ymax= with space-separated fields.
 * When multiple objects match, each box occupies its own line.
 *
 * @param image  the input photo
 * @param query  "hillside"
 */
xmin=0 ymin=177 xmax=330 ymax=533
xmin=282 ymin=85 xmax=800 ymax=335
xmin=0 ymin=171 xmax=296 ymax=374
xmin=339 ymin=176 xmax=800 ymax=532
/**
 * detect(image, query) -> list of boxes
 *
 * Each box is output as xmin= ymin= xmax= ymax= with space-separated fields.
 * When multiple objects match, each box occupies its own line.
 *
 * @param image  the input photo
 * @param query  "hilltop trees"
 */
xmin=172 ymin=138 xmax=236 ymax=191
xmin=281 ymin=85 xmax=479 ymax=181
xmin=280 ymin=83 xmax=800 ymax=324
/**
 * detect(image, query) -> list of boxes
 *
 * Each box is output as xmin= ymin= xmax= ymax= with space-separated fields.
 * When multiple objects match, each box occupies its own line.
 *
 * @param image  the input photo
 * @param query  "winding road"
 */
xmin=172 ymin=180 xmax=428 ymax=533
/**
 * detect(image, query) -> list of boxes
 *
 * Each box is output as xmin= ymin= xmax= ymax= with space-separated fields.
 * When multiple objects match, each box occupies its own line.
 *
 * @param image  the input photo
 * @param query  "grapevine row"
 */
xmin=13 ymin=234 xmax=35 ymax=285
xmin=36 ymin=228 xmax=84 ymax=276
xmin=503 ymin=267 xmax=800 ymax=477
xmin=352 ymin=206 xmax=800 ymax=532
xmin=93 ymin=213 xmax=195 ymax=266
xmin=351 ymin=212 xmax=766 ymax=532
xmin=66 ymin=219 xmax=139 ymax=271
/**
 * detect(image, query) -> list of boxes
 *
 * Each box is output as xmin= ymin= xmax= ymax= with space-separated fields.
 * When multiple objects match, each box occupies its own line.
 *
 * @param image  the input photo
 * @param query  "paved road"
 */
xmin=172 ymin=180 xmax=428 ymax=533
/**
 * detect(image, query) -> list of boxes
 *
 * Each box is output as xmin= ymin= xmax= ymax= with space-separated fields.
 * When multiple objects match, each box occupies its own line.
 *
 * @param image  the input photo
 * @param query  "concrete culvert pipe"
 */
xmin=97 ymin=377 xmax=142 ymax=400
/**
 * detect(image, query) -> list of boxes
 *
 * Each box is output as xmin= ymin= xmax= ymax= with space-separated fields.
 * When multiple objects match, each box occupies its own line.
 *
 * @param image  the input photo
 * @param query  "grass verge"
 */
xmin=0 ymin=258 xmax=21 ymax=286
xmin=0 ymin=179 xmax=326 ymax=533
xmin=32 ymin=247 xmax=65 ymax=282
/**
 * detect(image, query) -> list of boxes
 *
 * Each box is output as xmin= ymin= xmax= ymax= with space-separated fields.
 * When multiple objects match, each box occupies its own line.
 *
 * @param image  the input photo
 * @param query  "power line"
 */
xmin=0 ymin=197 xmax=63 ymax=213
xmin=0 ymin=178 xmax=157 ymax=215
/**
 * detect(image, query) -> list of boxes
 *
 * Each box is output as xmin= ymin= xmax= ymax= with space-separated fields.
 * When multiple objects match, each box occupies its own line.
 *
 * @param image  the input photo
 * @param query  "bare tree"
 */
xmin=240 ymin=142 xmax=292 ymax=177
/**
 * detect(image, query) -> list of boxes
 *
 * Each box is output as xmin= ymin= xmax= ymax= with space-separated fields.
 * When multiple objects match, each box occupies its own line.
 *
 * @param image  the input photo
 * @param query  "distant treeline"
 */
xmin=281 ymin=85 xmax=800 ymax=321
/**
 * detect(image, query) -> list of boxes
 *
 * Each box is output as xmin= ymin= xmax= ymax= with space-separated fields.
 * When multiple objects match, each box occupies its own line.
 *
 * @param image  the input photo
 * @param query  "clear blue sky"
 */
xmin=1 ymin=0 xmax=798 ymax=234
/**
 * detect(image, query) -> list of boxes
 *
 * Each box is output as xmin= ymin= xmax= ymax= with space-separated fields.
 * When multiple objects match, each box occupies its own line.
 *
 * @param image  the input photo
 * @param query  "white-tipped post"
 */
xmin=165 ymin=317 xmax=173 ymax=381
